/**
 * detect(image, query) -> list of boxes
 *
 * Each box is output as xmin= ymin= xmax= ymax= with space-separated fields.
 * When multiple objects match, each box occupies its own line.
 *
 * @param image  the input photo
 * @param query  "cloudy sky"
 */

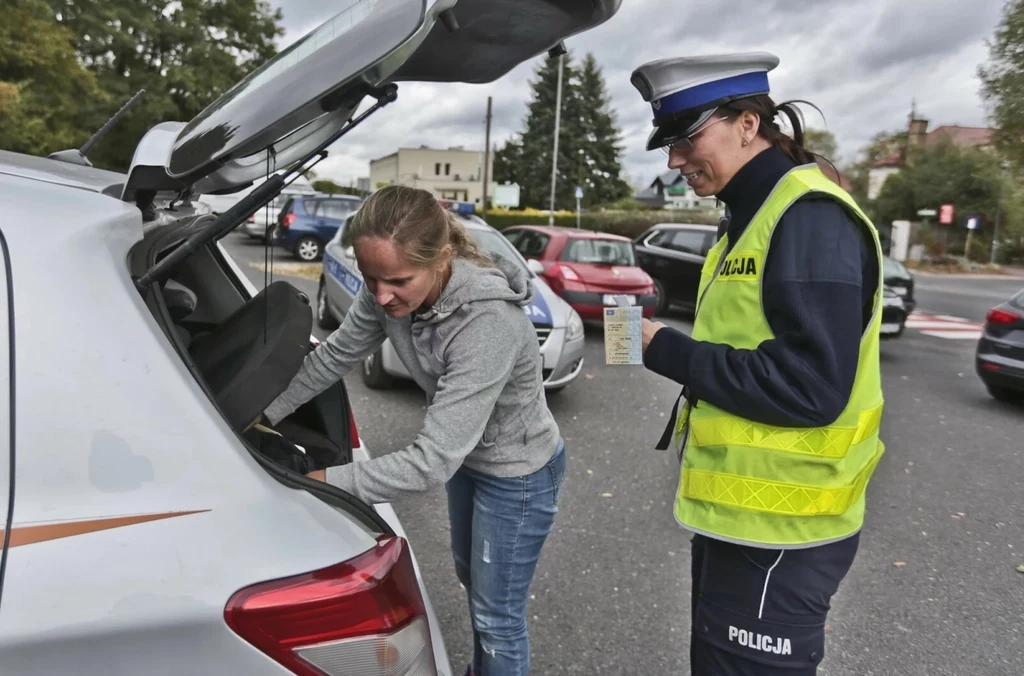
xmin=268 ymin=0 xmax=1005 ymax=189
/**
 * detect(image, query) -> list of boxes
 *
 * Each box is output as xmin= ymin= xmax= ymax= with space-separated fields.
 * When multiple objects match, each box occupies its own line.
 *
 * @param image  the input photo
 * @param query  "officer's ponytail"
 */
xmin=719 ymin=95 xmax=841 ymax=183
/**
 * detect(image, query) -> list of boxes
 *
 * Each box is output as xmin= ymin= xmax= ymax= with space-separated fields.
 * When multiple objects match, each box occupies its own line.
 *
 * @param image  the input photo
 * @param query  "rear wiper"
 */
xmin=135 ymin=84 xmax=398 ymax=291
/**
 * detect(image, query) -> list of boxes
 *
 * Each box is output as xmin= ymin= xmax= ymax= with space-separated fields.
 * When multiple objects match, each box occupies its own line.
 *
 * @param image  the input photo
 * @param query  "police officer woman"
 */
xmin=630 ymin=53 xmax=885 ymax=675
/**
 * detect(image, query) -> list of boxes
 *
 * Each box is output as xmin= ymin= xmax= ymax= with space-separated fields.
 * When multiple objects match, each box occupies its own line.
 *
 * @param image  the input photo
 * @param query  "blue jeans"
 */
xmin=446 ymin=441 xmax=566 ymax=676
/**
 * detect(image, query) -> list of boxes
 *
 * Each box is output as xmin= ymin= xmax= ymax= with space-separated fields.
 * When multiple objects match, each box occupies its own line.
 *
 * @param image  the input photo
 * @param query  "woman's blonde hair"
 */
xmin=342 ymin=185 xmax=494 ymax=268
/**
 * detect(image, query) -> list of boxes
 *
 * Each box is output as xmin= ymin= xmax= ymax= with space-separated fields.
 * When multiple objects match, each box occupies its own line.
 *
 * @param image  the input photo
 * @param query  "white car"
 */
xmin=0 ymin=0 xmax=620 ymax=672
xmin=317 ymin=200 xmax=587 ymax=392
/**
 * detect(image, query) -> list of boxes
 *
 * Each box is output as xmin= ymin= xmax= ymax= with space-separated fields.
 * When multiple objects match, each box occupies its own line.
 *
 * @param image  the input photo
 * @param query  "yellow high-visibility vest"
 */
xmin=672 ymin=164 xmax=886 ymax=548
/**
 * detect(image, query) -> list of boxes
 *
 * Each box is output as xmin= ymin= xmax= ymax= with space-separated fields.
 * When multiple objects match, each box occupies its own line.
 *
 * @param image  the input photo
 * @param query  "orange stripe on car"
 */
xmin=1 ymin=510 xmax=210 ymax=548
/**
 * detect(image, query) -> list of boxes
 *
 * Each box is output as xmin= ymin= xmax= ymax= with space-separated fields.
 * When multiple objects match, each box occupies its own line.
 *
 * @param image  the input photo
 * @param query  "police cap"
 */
xmin=630 ymin=52 xmax=781 ymax=151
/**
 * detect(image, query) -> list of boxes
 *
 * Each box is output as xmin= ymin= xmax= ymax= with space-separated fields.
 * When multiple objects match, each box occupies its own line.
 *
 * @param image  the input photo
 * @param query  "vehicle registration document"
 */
xmin=604 ymin=295 xmax=643 ymax=365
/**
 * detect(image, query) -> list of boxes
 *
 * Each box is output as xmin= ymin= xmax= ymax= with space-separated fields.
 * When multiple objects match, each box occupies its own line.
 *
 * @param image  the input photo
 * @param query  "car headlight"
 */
xmin=566 ymin=309 xmax=584 ymax=341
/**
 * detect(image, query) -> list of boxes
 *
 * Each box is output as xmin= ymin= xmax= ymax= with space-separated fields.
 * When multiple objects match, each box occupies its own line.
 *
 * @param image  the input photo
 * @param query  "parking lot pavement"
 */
xmin=221 ymin=232 xmax=1023 ymax=676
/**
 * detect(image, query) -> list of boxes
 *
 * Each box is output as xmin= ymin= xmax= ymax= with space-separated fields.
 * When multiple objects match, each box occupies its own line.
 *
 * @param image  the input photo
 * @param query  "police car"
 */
xmin=317 ymin=199 xmax=587 ymax=392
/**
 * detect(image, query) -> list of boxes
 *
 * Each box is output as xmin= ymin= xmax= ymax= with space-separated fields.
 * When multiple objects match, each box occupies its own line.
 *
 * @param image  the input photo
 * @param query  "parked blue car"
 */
xmin=273 ymin=194 xmax=362 ymax=261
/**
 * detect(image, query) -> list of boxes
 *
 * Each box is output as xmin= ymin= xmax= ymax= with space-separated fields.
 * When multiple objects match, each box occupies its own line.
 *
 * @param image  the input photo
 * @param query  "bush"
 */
xmin=482 ymin=209 xmax=720 ymax=239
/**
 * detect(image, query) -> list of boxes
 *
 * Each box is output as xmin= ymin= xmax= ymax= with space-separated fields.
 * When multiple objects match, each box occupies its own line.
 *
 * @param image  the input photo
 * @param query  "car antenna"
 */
xmin=48 ymin=90 xmax=146 ymax=168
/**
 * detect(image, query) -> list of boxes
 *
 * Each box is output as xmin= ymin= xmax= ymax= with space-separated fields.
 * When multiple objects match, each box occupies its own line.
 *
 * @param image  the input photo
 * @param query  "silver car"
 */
xmin=316 ymin=202 xmax=587 ymax=393
xmin=0 ymin=0 xmax=620 ymax=672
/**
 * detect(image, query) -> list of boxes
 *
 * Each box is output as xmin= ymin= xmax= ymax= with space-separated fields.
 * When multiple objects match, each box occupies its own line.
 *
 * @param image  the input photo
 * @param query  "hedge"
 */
xmin=481 ymin=209 xmax=721 ymax=239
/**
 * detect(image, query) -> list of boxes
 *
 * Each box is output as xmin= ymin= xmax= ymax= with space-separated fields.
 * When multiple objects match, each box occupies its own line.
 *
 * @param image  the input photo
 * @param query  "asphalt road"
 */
xmin=913 ymin=274 xmax=1022 ymax=321
xmin=224 ymin=232 xmax=1023 ymax=676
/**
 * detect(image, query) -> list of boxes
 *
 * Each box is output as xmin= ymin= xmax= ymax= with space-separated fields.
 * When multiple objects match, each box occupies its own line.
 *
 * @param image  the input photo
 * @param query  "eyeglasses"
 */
xmin=659 ymin=115 xmax=728 ymax=155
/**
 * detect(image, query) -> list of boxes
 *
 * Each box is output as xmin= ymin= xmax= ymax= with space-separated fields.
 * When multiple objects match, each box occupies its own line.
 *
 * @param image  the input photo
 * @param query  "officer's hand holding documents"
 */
xmin=641 ymin=318 xmax=666 ymax=353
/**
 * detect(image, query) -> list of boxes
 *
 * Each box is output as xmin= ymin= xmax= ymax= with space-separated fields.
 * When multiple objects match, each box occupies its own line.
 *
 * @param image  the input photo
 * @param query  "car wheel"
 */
xmin=317 ymin=279 xmax=339 ymax=330
xmin=653 ymin=279 xmax=668 ymax=316
xmin=362 ymin=348 xmax=395 ymax=389
xmin=295 ymin=236 xmax=323 ymax=262
xmin=986 ymin=384 xmax=1023 ymax=404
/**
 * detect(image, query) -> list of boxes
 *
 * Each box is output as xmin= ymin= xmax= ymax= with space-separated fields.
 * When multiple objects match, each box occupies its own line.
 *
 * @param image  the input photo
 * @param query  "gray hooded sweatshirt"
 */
xmin=263 ymin=254 xmax=561 ymax=504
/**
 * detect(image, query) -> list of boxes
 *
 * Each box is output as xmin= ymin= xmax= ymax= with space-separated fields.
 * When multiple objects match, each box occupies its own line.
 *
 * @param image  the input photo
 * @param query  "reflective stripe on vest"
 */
xmin=683 ymin=444 xmax=884 ymax=516
xmin=689 ymin=405 xmax=883 ymax=458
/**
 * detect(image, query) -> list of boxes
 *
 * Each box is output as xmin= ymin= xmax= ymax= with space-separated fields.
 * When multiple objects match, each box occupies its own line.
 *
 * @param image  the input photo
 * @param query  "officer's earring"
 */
xmin=741 ymin=137 xmax=749 ymax=147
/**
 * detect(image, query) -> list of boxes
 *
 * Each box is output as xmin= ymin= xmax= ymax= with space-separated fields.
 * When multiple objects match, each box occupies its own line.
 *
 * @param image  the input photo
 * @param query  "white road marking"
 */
xmin=906 ymin=311 xmax=984 ymax=341
xmin=920 ymin=330 xmax=983 ymax=340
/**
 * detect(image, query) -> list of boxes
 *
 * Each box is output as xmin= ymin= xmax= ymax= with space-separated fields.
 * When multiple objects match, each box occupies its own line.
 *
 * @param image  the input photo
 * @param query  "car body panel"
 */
xmin=632 ymin=223 xmax=719 ymax=313
xmin=883 ymin=256 xmax=916 ymax=314
xmin=321 ymin=212 xmax=585 ymax=390
xmin=879 ymin=286 xmax=908 ymax=338
xmin=0 ymin=224 xmax=9 ymax=578
xmin=273 ymin=195 xmax=362 ymax=260
xmin=975 ymin=289 xmax=1024 ymax=396
xmin=0 ymin=155 xmax=451 ymax=674
xmin=502 ymin=225 xmax=657 ymax=319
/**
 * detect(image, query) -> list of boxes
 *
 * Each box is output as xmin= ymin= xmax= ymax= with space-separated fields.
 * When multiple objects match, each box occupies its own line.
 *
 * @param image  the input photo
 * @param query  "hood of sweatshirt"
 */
xmin=413 ymin=252 xmax=534 ymax=325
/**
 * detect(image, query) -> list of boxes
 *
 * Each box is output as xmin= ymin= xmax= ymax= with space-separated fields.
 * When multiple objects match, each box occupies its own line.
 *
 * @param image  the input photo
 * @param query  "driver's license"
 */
xmin=604 ymin=295 xmax=643 ymax=365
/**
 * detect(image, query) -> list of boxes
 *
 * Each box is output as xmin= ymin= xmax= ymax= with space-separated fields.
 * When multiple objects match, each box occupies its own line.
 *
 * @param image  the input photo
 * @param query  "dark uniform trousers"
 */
xmin=689 ymin=532 xmax=860 ymax=675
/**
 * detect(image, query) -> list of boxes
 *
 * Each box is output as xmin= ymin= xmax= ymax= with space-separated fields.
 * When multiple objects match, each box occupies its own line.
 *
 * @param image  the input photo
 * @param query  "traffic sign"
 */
xmin=939 ymin=204 xmax=954 ymax=225
xmin=575 ymin=186 xmax=584 ymax=200
xmin=965 ymin=216 xmax=980 ymax=230
xmin=917 ymin=208 xmax=937 ymax=218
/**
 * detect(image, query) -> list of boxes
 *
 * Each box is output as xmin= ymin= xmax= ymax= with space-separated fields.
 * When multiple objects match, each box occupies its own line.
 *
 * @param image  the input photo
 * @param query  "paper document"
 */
xmin=604 ymin=295 xmax=643 ymax=365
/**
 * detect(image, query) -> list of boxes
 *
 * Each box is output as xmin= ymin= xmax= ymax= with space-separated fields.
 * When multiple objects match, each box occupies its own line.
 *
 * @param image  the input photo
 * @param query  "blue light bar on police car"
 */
xmin=436 ymin=199 xmax=476 ymax=215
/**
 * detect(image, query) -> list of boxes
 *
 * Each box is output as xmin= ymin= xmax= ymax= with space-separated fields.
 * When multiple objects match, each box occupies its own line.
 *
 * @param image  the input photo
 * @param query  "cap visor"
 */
xmin=645 ymin=109 xmax=716 ymax=151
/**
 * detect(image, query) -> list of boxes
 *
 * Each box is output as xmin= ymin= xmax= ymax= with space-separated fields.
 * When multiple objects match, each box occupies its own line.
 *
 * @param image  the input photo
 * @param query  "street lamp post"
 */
xmin=548 ymin=53 xmax=564 ymax=226
xmin=991 ymin=160 xmax=1010 ymax=264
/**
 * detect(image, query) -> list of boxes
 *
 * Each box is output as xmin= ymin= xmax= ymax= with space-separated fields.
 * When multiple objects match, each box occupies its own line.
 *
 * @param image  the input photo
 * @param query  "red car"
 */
xmin=502 ymin=226 xmax=658 ymax=319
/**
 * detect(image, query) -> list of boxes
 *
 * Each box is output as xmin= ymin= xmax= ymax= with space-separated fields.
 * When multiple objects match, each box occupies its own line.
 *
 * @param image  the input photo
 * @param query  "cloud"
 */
xmin=264 ymin=0 xmax=1004 ymax=187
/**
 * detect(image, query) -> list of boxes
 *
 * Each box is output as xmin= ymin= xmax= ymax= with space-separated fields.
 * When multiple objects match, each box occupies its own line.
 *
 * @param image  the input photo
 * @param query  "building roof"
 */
xmin=870 ymin=125 xmax=994 ymax=168
xmin=925 ymin=125 xmax=993 ymax=147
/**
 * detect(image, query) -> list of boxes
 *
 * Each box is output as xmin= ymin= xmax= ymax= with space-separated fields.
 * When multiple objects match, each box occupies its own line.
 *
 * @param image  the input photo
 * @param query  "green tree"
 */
xmin=0 ymin=0 xmax=105 ymax=156
xmin=312 ymin=179 xmax=367 ymax=198
xmin=495 ymin=53 xmax=583 ymax=210
xmin=873 ymin=141 xmax=1005 ymax=257
xmin=980 ymin=0 xmax=1024 ymax=166
xmin=495 ymin=52 xmax=630 ymax=210
xmin=45 ymin=0 xmax=283 ymax=170
xmin=843 ymin=130 xmax=908 ymax=204
xmin=803 ymin=129 xmax=838 ymax=163
xmin=575 ymin=54 xmax=631 ymax=207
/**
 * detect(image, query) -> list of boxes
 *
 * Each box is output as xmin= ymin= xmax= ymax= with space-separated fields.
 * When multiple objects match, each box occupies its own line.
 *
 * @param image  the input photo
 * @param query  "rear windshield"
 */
xmin=466 ymin=228 xmax=530 ymax=275
xmin=561 ymin=238 xmax=635 ymax=266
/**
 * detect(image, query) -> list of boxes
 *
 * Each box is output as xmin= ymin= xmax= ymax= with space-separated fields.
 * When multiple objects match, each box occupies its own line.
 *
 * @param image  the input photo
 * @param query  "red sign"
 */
xmin=939 ymin=204 xmax=955 ymax=225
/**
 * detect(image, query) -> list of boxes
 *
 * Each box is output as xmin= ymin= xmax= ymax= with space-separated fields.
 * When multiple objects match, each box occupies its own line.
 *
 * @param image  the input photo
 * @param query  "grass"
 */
xmin=248 ymin=261 xmax=322 ymax=281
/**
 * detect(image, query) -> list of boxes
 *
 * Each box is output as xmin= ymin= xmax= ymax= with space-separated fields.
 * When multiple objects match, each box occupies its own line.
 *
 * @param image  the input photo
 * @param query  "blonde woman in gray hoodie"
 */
xmin=264 ymin=185 xmax=566 ymax=676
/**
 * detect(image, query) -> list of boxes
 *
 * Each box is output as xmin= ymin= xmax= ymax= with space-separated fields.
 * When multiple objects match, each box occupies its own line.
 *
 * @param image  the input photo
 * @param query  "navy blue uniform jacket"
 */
xmin=644 ymin=148 xmax=879 ymax=428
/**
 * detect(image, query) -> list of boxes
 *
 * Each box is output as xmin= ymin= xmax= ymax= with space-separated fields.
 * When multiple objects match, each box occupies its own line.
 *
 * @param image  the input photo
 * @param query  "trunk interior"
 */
xmin=129 ymin=215 xmax=384 ymax=527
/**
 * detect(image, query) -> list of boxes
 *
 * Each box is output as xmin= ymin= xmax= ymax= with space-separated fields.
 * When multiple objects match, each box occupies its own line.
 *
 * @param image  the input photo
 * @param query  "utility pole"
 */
xmin=991 ymin=160 xmax=1010 ymax=264
xmin=482 ymin=96 xmax=492 ymax=214
xmin=548 ymin=53 xmax=564 ymax=226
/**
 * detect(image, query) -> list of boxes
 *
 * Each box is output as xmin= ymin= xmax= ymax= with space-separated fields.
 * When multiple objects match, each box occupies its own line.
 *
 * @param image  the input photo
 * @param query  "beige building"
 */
xmin=369 ymin=146 xmax=496 ymax=205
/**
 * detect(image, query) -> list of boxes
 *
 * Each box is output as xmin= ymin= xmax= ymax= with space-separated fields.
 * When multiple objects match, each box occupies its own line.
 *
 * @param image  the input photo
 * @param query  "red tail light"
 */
xmin=247 ymin=214 xmax=256 ymax=223
xmin=225 ymin=536 xmax=435 ymax=675
xmin=986 ymin=308 xmax=1021 ymax=325
xmin=281 ymin=213 xmax=296 ymax=228
xmin=348 ymin=407 xmax=361 ymax=449
xmin=556 ymin=264 xmax=580 ymax=282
